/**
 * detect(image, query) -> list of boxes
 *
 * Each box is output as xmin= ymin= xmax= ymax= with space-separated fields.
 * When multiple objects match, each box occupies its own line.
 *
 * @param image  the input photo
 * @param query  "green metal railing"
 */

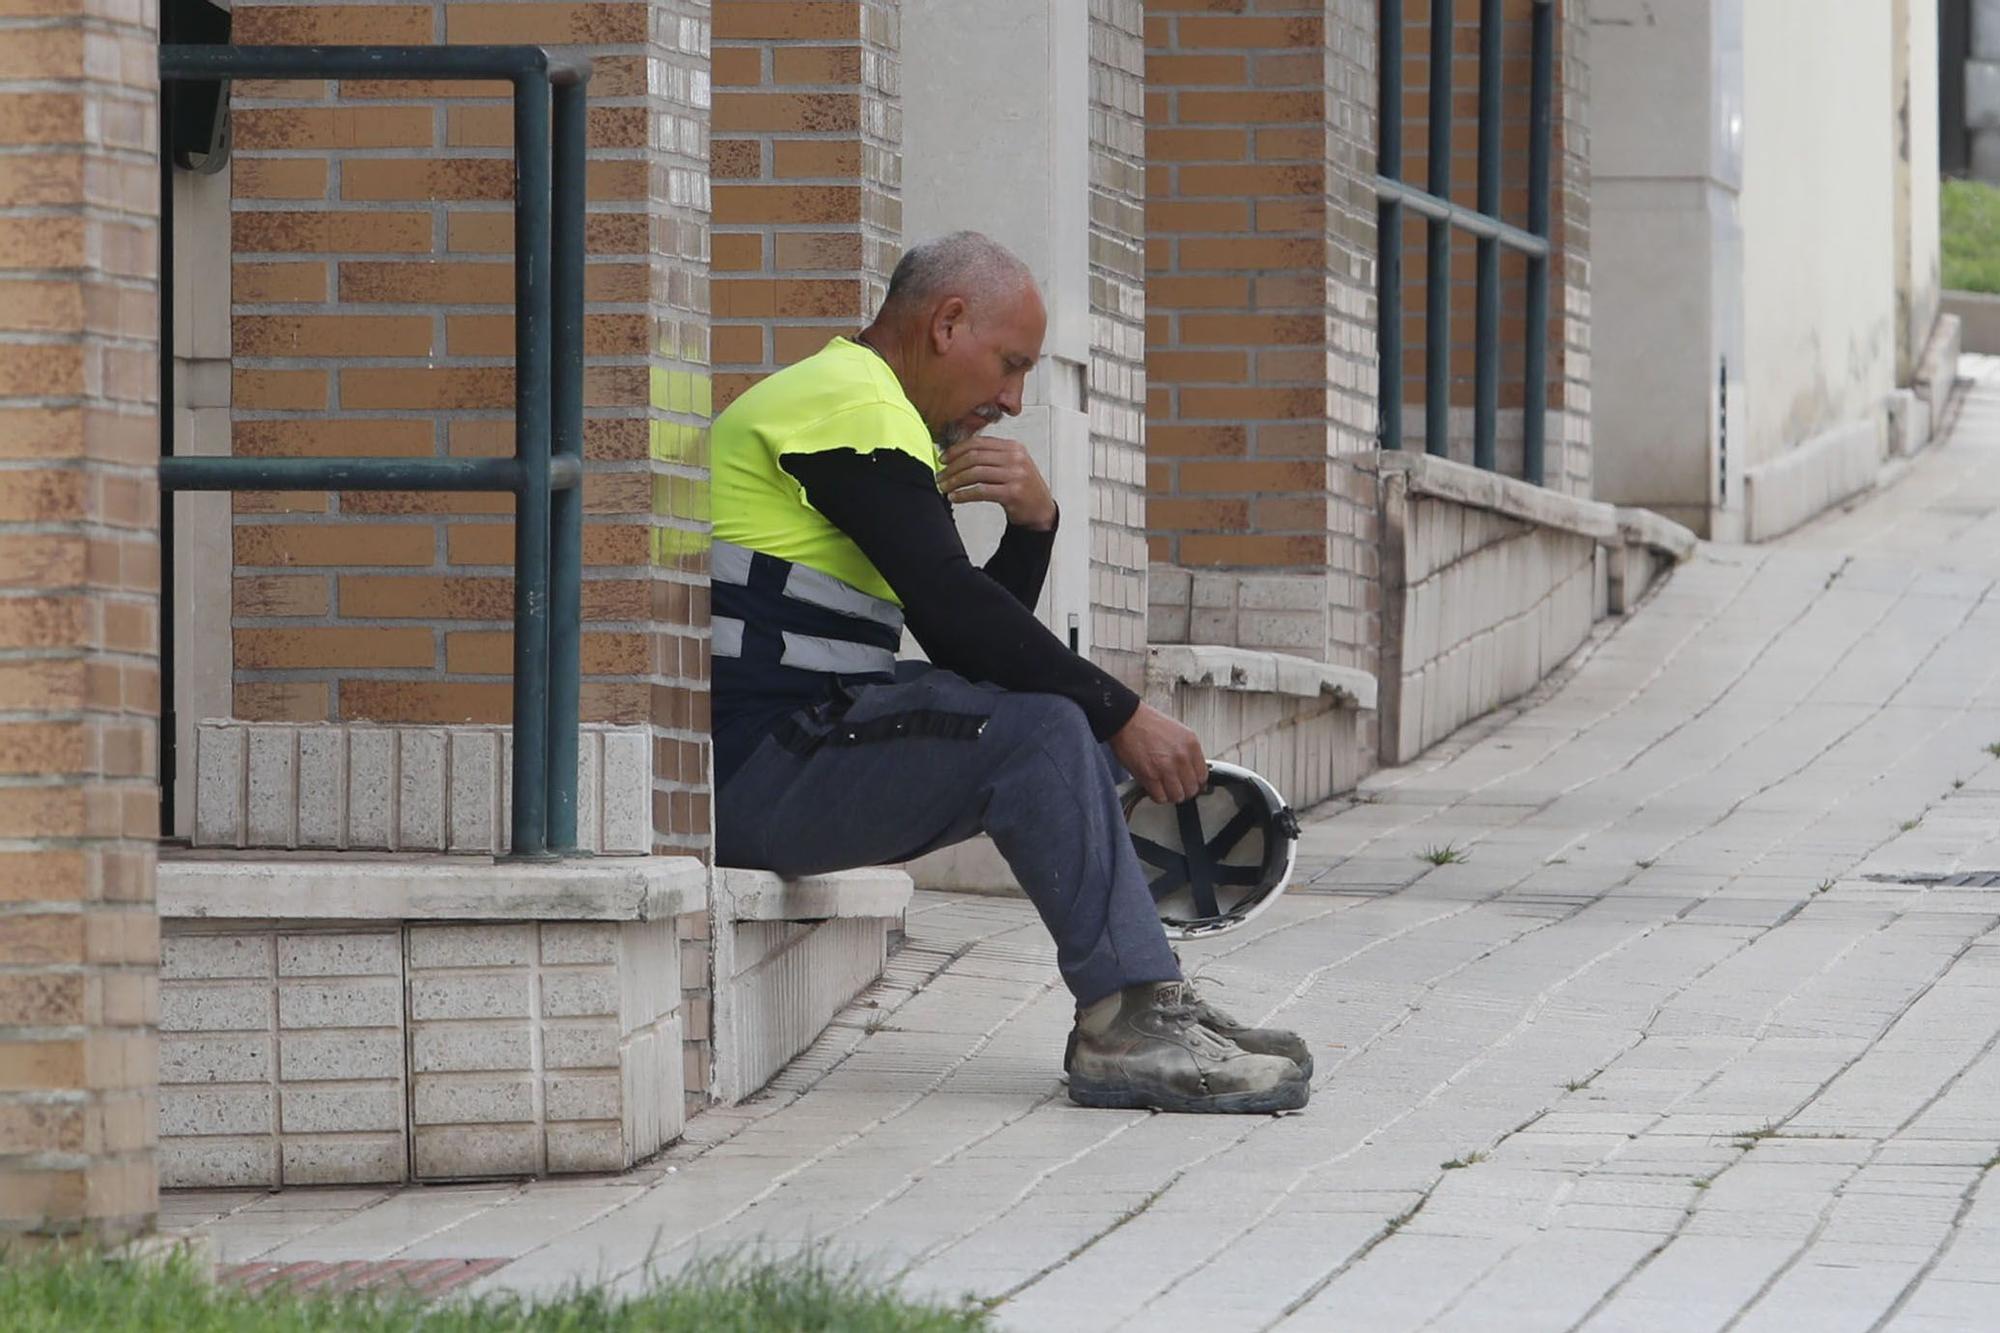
xmin=157 ymin=44 xmax=591 ymax=858
xmin=1377 ymin=0 xmax=1556 ymax=484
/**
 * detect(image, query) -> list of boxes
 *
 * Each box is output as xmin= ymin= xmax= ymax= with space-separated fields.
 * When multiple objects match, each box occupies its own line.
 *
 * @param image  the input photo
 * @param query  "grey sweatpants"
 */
xmin=715 ymin=665 xmax=1182 ymax=1007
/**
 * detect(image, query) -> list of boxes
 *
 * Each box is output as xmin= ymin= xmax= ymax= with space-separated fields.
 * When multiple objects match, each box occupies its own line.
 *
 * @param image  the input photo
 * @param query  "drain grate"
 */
xmin=1862 ymin=871 xmax=2000 ymax=888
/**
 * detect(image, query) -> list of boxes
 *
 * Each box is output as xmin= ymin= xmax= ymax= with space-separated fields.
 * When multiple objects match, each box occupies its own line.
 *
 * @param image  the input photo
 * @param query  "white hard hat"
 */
xmin=1121 ymin=760 xmax=1300 ymax=940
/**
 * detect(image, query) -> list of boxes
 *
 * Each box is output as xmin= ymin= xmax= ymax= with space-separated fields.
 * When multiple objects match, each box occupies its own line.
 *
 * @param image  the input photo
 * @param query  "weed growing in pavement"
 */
xmin=1901 ymin=819 xmax=1922 ymax=832
xmin=1563 ymin=1078 xmax=1591 ymax=1092
xmin=1983 ymin=1151 xmax=2000 ymax=1172
xmin=1635 ymin=860 xmax=1655 ymax=870
xmin=1440 ymin=1152 xmax=1487 ymax=1170
xmin=1691 ymin=1177 xmax=1713 ymax=1191
xmin=1955 ymin=778 xmax=1967 ymax=790
xmin=1987 ymin=741 xmax=2000 ymax=759
xmin=1419 ymin=844 xmax=1470 ymax=866
xmin=1816 ymin=879 xmax=1836 ymax=894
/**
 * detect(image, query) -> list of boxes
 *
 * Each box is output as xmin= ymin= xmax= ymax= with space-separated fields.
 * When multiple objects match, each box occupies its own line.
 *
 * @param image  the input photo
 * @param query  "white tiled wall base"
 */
xmin=709 ymin=869 xmax=914 ymax=1106
xmin=192 ymin=722 xmax=651 ymax=855
xmin=1378 ymin=452 xmax=1698 ymax=765
xmin=156 ymin=857 xmax=706 ymax=1188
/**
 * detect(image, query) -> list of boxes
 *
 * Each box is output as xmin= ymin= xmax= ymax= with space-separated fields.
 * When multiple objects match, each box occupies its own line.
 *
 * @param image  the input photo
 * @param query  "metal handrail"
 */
xmin=1376 ymin=0 xmax=1557 ymax=484
xmin=157 ymin=44 xmax=591 ymax=859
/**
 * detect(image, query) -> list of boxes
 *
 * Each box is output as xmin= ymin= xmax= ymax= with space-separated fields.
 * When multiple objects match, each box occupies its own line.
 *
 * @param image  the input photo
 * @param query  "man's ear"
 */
xmin=928 ymin=296 xmax=968 ymax=356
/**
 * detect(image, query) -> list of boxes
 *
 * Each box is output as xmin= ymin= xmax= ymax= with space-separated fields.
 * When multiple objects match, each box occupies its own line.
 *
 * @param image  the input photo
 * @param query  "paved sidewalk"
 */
xmin=169 ymin=360 xmax=2000 ymax=1331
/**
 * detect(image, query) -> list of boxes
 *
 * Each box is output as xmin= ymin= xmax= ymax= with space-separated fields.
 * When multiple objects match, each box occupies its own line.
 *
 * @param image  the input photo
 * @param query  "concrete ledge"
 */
xmin=1940 ymin=293 xmax=1991 ymax=355
xmin=1147 ymin=644 xmax=1378 ymax=712
xmin=1742 ymin=417 xmax=1883 ymax=542
xmin=710 ymin=867 xmax=911 ymax=1105
xmin=159 ymin=852 xmax=708 ymax=923
xmin=716 ymin=867 xmax=915 ymax=923
xmin=1379 ymin=450 xmax=1621 ymax=542
xmin=1615 ymin=506 xmax=1699 ymax=562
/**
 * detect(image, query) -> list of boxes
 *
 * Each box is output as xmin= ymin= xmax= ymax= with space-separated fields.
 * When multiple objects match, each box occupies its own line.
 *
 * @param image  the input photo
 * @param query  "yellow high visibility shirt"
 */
xmin=710 ymin=336 xmax=938 ymax=607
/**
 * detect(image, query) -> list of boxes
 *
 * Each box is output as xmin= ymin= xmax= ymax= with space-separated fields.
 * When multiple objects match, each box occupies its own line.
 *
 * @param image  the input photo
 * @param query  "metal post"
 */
xmin=547 ymin=75 xmax=587 ymax=855
xmin=1378 ymin=0 xmax=1405 ymax=453
xmin=509 ymin=66 xmax=553 ymax=859
xmin=1523 ymin=0 xmax=1554 ymax=487
xmin=1473 ymin=0 xmax=1501 ymax=473
xmin=1424 ymin=0 xmax=1452 ymax=458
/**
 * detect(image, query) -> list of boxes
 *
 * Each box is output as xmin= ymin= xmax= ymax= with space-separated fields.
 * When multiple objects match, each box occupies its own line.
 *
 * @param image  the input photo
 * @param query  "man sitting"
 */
xmin=709 ymin=231 xmax=1309 ymax=1114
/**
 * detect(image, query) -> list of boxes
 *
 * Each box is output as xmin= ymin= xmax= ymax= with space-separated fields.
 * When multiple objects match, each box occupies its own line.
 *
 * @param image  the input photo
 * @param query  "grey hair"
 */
xmin=878 ymin=231 xmax=1037 ymax=319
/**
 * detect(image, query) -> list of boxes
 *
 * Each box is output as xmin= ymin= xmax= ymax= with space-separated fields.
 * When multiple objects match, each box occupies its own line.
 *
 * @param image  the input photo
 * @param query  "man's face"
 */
xmin=925 ymin=285 xmax=1048 ymax=448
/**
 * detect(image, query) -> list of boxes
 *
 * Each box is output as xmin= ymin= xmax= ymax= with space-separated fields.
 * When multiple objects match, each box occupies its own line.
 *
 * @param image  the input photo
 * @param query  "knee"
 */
xmin=996 ymin=692 xmax=1100 ymax=758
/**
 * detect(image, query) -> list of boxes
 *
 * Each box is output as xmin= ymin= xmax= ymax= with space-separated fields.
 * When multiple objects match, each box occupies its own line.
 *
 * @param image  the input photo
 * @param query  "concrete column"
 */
xmin=0 ymin=1 xmax=162 ymax=1241
xmin=900 ymin=0 xmax=1094 ymax=656
xmin=1588 ymin=0 xmax=1745 ymax=538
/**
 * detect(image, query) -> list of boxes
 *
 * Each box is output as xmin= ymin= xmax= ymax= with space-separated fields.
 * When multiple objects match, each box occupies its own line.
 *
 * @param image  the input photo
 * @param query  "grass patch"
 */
xmin=0 ymin=1247 xmax=992 ymax=1333
xmin=1944 ymin=178 xmax=2000 ymax=294
xmin=1418 ymin=844 xmax=1470 ymax=867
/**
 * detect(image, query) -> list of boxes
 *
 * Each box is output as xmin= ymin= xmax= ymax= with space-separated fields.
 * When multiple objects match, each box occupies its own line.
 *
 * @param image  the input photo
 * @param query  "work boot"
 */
xmin=1063 ymin=979 xmax=1314 ymax=1079
xmin=1161 ymin=978 xmax=1314 ymax=1079
xmin=1066 ymin=983 xmax=1309 ymax=1114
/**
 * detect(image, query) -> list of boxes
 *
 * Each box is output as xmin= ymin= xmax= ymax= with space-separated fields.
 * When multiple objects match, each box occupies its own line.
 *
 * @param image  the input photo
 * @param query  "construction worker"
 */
xmin=710 ymin=231 xmax=1309 ymax=1114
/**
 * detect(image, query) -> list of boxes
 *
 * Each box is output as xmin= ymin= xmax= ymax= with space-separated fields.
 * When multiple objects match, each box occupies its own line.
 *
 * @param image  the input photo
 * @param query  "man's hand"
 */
xmin=1110 ymin=703 xmax=1208 ymax=807
xmin=938 ymin=436 xmax=1057 ymax=532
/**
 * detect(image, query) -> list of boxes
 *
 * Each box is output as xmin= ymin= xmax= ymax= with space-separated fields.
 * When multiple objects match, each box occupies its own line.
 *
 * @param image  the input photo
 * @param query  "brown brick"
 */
xmin=1150 ymin=54 xmax=1248 ymax=85
xmin=1148 ymin=199 xmax=1251 ymax=233
xmin=1179 ymin=385 xmax=1324 ymax=420
xmin=337 ymin=575 xmax=514 ymax=619
xmin=232 ymin=209 xmax=436 ymax=255
xmin=1149 ymin=425 xmax=1249 ymax=458
xmin=1149 ymin=497 xmax=1251 ymax=532
xmin=1176 ymin=16 xmax=1322 ymax=48
xmin=338 ymin=368 xmax=513 ymax=410
xmin=231 ymin=369 xmax=328 ymax=412
xmin=338 ymin=261 xmax=513 ymax=304
xmin=713 ymin=91 xmax=860 ymax=134
xmin=442 ymin=523 xmax=651 ymax=569
xmin=771 ymin=141 xmax=863 ymax=179
xmin=0 ymin=592 xmax=86 ymax=652
xmin=773 ymin=231 xmax=864 ymax=271
xmin=714 ymin=1 xmax=863 ymax=41
xmin=341 ymin=159 xmax=515 ymax=202
xmin=232 ymin=262 xmax=328 ymax=303
xmin=445 ymin=3 xmax=648 ymax=43
xmin=1176 ymin=162 xmax=1324 ymax=197
xmin=234 ymin=524 xmax=434 ymax=568
xmin=1177 ymin=459 xmax=1329 ymax=492
xmin=236 ymin=627 xmax=434 ymax=670
xmin=0 ymin=852 xmax=87 ymax=905
xmin=771 ymin=45 xmax=864 ymax=85
xmin=234 ymin=682 xmax=329 ymax=722
xmin=233 ymin=575 xmax=330 ymax=618
xmin=234 ymin=419 xmax=433 ymax=458
xmin=232 ymin=106 xmax=434 ymax=150
xmin=340 ymin=679 xmax=511 ymax=724
xmin=714 ymin=278 xmax=861 ymax=319
xmin=713 ymin=185 xmax=861 ymax=225
xmin=233 ymin=5 xmax=434 ymax=42
xmin=1148 ymin=276 xmax=1249 ymax=308
xmin=445 ymin=630 xmax=648 ymax=675
xmin=1179 ymin=313 xmax=1324 ymax=346
xmin=0 ymin=92 xmax=82 ymax=145
xmin=712 ymin=47 xmax=764 ymax=86
xmin=1177 ymin=235 xmax=1321 ymax=270
xmin=232 ymin=315 xmax=436 ymax=359
xmin=0 ymin=534 xmax=86 ymax=588
xmin=1179 ymin=533 xmax=1327 ymax=567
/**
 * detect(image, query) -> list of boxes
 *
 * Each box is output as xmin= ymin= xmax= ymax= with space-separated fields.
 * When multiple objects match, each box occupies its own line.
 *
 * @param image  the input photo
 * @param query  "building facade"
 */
xmin=0 ymin=0 xmax=1947 ymax=1237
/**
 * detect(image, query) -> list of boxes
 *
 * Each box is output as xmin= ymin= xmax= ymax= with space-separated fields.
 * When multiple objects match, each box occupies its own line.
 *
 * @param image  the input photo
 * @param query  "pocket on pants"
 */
xmin=780 ymin=671 xmax=997 ymax=753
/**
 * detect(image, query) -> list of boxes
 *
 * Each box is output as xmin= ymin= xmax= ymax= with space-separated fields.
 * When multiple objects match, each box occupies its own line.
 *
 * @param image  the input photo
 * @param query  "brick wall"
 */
xmin=224 ymin=0 xmax=714 ymax=859
xmin=710 ymin=0 xmax=900 ymax=409
xmin=1144 ymin=1 xmax=1381 ymax=682
xmin=0 ymin=0 xmax=161 ymax=1239
xmin=1087 ymin=0 xmax=1149 ymax=691
xmin=1393 ymin=0 xmax=1591 ymax=494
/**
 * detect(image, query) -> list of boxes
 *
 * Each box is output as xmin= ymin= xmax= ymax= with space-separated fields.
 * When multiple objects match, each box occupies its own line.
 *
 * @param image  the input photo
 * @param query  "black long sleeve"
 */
xmin=781 ymin=448 xmax=1140 ymax=740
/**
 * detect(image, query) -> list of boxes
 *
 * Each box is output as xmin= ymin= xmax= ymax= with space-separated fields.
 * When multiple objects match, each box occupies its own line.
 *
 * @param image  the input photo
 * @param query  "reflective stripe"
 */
xmin=780 ymin=632 xmax=896 ymax=676
xmin=711 ymin=540 xmax=754 ymax=587
xmin=783 ymin=560 xmax=903 ymax=632
xmin=712 ymin=615 xmax=745 ymax=658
